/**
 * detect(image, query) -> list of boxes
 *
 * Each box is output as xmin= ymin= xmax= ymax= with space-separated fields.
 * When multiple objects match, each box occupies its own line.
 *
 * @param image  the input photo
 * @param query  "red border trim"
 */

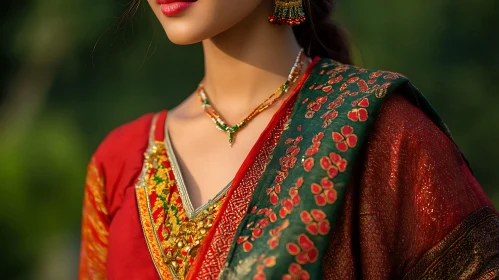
xmin=188 ymin=57 xmax=320 ymax=279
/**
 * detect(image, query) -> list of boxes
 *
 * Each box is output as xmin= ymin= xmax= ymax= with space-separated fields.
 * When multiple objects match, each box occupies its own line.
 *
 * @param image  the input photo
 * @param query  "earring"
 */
xmin=269 ymin=0 xmax=306 ymax=26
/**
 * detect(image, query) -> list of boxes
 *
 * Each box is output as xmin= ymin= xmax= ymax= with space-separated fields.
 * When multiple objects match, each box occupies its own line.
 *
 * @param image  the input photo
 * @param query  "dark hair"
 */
xmin=121 ymin=0 xmax=351 ymax=64
xmin=294 ymin=0 xmax=352 ymax=64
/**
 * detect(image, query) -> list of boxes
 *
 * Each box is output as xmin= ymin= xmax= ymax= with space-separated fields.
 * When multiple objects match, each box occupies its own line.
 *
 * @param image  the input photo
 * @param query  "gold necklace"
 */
xmin=197 ymin=49 xmax=305 ymax=147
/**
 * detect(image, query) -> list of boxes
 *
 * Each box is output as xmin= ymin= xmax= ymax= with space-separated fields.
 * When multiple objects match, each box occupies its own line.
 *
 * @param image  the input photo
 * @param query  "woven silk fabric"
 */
xmin=321 ymin=94 xmax=499 ymax=279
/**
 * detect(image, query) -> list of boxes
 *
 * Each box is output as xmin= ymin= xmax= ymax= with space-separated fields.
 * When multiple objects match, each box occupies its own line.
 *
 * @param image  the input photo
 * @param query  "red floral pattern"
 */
xmin=305 ymin=132 xmax=324 ymax=157
xmin=310 ymin=177 xmax=337 ymax=206
xmin=252 ymin=256 xmax=277 ymax=280
xmin=319 ymin=152 xmax=347 ymax=179
xmin=332 ymin=125 xmax=358 ymax=152
xmin=268 ymin=219 xmax=290 ymax=250
xmin=320 ymin=110 xmax=339 ymax=128
xmin=348 ymin=96 xmax=369 ymax=122
xmin=305 ymin=96 xmax=328 ymax=118
xmin=286 ymin=234 xmax=319 ymax=264
xmin=269 ymin=136 xmax=302 ymax=205
xmin=237 ymin=207 xmax=275 ymax=253
xmin=279 ymin=177 xmax=304 ymax=219
xmin=300 ymin=209 xmax=330 ymax=236
xmin=302 ymin=157 xmax=314 ymax=172
xmin=282 ymin=263 xmax=310 ymax=280
xmin=242 ymin=176 xmax=304 ymax=254
xmin=327 ymin=75 xmax=343 ymax=85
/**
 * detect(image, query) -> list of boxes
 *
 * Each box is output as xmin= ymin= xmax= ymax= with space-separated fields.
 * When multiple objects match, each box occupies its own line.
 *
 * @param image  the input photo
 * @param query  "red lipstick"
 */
xmin=156 ymin=0 xmax=196 ymax=16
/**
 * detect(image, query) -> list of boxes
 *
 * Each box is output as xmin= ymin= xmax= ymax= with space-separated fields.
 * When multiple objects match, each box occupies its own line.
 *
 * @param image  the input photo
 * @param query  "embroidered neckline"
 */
xmin=135 ymin=113 xmax=228 ymax=280
xmin=164 ymin=116 xmax=233 ymax=220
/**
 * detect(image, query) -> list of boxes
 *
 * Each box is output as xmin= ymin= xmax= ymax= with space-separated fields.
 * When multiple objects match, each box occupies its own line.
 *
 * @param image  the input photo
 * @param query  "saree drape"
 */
xmin=79 ymin=58 xmax=499 ymax=280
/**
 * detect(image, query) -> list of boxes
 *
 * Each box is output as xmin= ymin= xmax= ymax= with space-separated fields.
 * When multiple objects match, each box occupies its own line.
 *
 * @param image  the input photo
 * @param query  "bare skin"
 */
xmin=147 ymin=0 xmax=308 ymax=208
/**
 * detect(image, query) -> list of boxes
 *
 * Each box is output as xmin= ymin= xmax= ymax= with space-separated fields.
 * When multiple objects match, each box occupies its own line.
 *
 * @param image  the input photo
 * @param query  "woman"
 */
xmin=78 ymin=0 xmax=499 ymax=279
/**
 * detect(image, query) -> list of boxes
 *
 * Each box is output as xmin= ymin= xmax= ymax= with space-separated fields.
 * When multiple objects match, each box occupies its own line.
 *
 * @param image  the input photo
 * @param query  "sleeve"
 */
xmin=77 ymin=112 xmax=155 ymax=279
xmin=78 ymin=156 xmax=109 ymax=280
xmin=359 ymin=94 xmax=499 ymax=279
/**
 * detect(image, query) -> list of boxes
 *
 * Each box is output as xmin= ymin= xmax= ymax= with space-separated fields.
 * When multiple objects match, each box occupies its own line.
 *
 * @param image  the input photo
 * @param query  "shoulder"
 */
xmin=306 ymin=58 xmax=449 ymax=135
xmin=303 ymin=59 xmax=479 ymax=189
xmin=93 ymin=112 xmax=156 ymax=163
xmin=357 ymin=92 xmax=496 ymax=277
xmin=305 ymin=57 xmax=416 ymax=122
xmin=311 ymin=57 xmax=410 ymax=88
xmin=299 ymin=57 xmax=425 ymax=135
xmin=374 ymin=93 xmax=455 ymax=153
xmin=366 ymin=87 xmax=463 ymax=174
xmin=365 ymin=90 xmax=492 ymax=216
xmin=90 ymin=112 xmax=163 ymax=215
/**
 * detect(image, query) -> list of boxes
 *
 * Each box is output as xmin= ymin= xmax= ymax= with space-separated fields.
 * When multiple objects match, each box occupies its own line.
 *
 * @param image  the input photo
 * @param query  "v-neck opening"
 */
xmin=163 ymin=119 xmax=233 ymax=220
xmin=163 ymin=57 xmax=315 ymax=221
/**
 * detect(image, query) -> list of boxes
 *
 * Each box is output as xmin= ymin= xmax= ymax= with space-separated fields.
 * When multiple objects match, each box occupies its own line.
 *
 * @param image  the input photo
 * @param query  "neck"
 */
xmin=201 ymin=2 xmax=303 ymax=114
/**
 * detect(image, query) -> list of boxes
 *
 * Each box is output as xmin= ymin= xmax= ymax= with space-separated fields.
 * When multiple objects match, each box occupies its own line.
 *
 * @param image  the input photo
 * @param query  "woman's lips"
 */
xmin=156 ymin=0 xmax=195 ymax=17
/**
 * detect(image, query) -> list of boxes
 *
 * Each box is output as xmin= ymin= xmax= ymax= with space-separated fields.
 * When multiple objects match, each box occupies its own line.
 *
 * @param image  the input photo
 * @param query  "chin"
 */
xmin=165 ymin=35 xmax=198 ymax=45
xmin=162 ymin=23 xmax=209 ymax=45
xmin=149 ymin=0 xmax=263 ymax=45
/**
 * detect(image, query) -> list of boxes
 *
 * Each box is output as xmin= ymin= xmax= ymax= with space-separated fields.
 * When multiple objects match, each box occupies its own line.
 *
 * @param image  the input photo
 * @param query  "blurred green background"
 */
xmin=0 ymin=0 xmax=497 ymax=279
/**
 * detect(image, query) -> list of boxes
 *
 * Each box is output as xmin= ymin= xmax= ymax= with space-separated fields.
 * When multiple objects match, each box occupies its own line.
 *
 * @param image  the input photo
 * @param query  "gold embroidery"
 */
xmin=162 ymin=197 xmax=225 ymax=279
xmin=79 ymin=158 xmax=109 ymax=280
xmin=86 ymin=162 xmax=108 ymax=216
xmin=403 ymin=206 xmax=499 ymax=280
xmin=136 ymin=114 xmax=226 ymax=280
xmin=151 ymin=142 xmax=225 ymax=279
xmin=136 ymin=184 xmax=172 ymax=280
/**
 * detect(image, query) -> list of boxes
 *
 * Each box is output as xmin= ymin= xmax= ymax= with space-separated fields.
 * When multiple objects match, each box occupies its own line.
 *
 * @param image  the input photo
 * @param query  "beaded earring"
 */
xmin=268 ymin=0 xmax=306 ymax=26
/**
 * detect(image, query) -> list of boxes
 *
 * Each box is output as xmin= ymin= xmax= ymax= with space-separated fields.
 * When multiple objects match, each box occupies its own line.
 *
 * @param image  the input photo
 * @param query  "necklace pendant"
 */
xmin=198 ymin=49 xmax=305 ymax=149
xmin=228 ymin=131 xmax=234 ymax=148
